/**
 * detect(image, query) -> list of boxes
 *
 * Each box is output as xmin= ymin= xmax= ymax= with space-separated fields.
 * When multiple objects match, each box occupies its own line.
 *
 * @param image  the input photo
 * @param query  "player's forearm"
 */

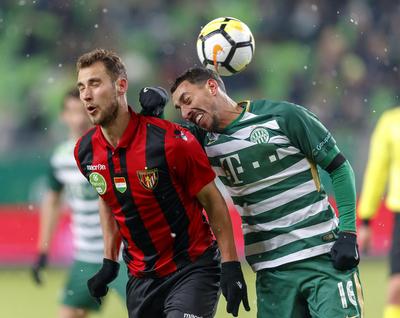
xmin=99 ymin=197 xmax=121 ymax=261
xmin=208 ymin=208 xmax=239 ymax=262
xmin=330 ymin=160 xmax=357 ymax=232
xmin=37 ymin=190 xmax=62 ymax=253
xmin=197 ymin=182 xmax=239 ymax=262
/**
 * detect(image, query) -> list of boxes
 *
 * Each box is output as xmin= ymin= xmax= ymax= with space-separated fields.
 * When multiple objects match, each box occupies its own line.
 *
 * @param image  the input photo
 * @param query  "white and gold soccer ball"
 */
xmin=196 ymin=17 xmax=255 ymax=76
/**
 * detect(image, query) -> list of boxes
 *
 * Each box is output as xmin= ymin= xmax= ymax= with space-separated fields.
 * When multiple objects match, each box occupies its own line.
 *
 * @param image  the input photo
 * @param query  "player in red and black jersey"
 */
xmin=74 ymin=48 xmax=250 ymax=318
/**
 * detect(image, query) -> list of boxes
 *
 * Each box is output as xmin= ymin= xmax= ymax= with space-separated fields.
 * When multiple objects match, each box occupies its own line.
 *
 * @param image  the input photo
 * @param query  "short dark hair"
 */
xmin=170 ymin=67 xmax=226 ymax=94
xmin=76 ymin=48 xmax=127 ymax=81
xmin=62 ymin=87 xmax=80 ymax=110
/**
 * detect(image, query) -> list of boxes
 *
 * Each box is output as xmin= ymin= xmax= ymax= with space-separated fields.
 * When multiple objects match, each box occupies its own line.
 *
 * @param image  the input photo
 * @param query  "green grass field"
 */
xmin=0 ymin=259 xmax=387 ymax=317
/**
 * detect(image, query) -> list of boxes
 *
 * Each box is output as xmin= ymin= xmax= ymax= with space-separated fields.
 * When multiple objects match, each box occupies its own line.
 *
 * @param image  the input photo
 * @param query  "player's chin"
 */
xmin=197 ymin=118 xmax=212 ymax=131
xmin=90 ymin=114 xmax=102 ymax=126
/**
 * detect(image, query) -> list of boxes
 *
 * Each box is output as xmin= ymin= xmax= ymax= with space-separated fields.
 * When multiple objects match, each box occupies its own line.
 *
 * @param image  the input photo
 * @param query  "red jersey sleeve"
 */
xmin=169 ymin=126 xmax=216 ymax=198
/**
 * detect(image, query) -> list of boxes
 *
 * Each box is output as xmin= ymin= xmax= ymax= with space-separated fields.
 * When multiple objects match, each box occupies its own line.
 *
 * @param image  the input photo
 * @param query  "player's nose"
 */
xmin=180 ymin=106 xmax=192 ymax=121
xmin=81 ymin=88 xmax=92 ymax=102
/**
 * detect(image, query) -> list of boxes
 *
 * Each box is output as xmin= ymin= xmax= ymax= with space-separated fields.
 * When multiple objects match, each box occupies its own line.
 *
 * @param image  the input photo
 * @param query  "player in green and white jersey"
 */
xmin=31 ymin=88 xmax=127 ymax=318
xmin=141 ymin=67 xmax=364 ymax=317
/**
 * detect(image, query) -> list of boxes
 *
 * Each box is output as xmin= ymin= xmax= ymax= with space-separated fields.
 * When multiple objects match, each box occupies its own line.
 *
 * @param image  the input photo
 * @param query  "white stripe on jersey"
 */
xmin=73 ymin=225 xmax=103 ymax=238
xmin=51 ymin=155 xmax=76 ymax=167
xmin=206 ymin=139 xmax=254 ymax=157
xmin=74 ymin=238 xmax=104 ymax=251
xmin=245 ymin=219 xmax=337 ymax=256
xmin=276 ymin=146 xmax=300 ymax=160
xmin=69 ymin=198 xmax=99 ymax=211
xmin=73 ymin=213 xmax=101 ymax=224
xmin=250 ymin=242 xmax=335 ymax=271
xmin=55 ymin=170 xmax=88 ymax=183
xmin=236 ymin=179 xmax=318 ymax=216
xmin=75 ymin=251 xmax=104 ymax=263
xmin=206 ymin=134 xmax=290 ymax=157
xmin=224 ymin=158 xmax=310 ymax=197
xmin=269 ymin=135 xmax=290 ymax=144
xmin=228 ymin=119 xmax=280 ymax=140
xmin=242 ymin=198 xmax=330 ymax=235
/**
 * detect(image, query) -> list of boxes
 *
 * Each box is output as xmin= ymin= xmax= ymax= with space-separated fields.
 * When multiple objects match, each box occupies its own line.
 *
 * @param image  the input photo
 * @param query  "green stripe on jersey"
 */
xmin=204 ymin=100 xmax=338 ymax=271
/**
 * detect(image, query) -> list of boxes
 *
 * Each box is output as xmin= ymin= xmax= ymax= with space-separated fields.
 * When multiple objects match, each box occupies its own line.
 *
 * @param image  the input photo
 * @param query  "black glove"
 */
xmin=331 ymin=232 xmax=360 ymax=271
xmin=139 ymin=86 xmax=169 ymax=117
xmin=220 ymin=261 xmax=250 ymax=317
xmin=31 ymin=253 xmax=48 ymax=285
xmin=87 ymin=258 xmax=120 ymax=305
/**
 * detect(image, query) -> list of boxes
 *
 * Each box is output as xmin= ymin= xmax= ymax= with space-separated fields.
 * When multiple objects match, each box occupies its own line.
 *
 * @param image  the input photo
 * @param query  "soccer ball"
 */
xmin=196 ymin=17 xmax=255 ymax=76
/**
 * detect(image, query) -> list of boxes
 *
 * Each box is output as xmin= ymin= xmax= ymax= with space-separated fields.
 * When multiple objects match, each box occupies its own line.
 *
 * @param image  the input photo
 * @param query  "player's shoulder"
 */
xmin=139 ymin=114 xmax=181 ymax=131
xmin=52 ymin=139 xmax=74 ymax=156
xmin=381 ymin=106 xmax=400 ymax=122
xmin=74 ymin=127 xmax=97 ymax=156
xmin=249 ymin=99 xmax=309 ymax=117
xmin=140 ymin=115 xmax=199 ymax=148
xmin=50 ymin=139 xmax=75 ymax=165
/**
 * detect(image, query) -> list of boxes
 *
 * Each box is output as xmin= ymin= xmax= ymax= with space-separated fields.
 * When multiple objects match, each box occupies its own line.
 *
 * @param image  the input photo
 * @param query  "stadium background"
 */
xmin=0 ymin=0 xmax=398 ymax=316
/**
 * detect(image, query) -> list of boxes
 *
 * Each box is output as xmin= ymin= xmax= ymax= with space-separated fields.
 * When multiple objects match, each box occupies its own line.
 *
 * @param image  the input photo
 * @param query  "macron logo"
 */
xmin=87 ymin=164 xmax=106 ymax=171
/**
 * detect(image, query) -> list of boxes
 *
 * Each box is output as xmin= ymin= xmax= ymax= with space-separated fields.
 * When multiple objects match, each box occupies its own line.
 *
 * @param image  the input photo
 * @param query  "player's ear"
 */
xmin=116 ymin=78 xmax=128 ymax=95
xmin=206 ymin=79 xmax=218 ymax=95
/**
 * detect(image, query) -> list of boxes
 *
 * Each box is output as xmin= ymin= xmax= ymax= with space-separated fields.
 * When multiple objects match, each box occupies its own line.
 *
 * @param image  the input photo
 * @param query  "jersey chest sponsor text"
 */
xmin=208 ymin=139 xmax=281 ymax=186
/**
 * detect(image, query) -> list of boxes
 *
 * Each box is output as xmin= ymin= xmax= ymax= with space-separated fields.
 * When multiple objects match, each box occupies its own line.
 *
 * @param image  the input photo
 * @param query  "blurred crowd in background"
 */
xmin=0 ymin=0 xmax=399 ymax=203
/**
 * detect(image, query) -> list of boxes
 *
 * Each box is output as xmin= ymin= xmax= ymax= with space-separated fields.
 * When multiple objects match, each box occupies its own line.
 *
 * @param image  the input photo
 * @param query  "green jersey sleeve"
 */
xmin=47 ymin=160 xmax=63 ymax=192
xmin=278 ymin=102 xmax=340 ymax=168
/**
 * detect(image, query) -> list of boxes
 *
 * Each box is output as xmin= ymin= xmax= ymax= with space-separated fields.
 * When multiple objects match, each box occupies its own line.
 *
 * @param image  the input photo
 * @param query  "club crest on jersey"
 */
xmin=89 ymin=172 xmax=107 ymax=195
xmin=174 ymin=129 xmax=188 ymax=141
xmin=137 ymin=168 xmax=158 ymax=190
xmin=113 ymin=177 xmax=127 ymax=193
xmin=249 ymin=127 xmax=270 ymax=144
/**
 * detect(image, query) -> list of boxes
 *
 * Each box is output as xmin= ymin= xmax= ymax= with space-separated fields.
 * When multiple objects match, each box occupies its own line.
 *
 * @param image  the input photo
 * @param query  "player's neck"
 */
xmin=218 ymin=97 xmax=243 ymax=131
xmin=100 ymin=105 xmax=130 ymax=148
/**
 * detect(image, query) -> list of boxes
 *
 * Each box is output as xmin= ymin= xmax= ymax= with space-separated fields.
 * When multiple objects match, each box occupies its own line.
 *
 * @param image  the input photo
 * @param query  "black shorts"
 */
xmin=126 ymin=244 xmax=221 ymax=318
xmin=390 ymin=213 xmax=400 ymax=274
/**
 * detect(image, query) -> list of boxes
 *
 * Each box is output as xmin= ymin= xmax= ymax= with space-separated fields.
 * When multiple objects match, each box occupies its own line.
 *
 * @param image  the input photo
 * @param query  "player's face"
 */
xmin=62 ymin=96 xmax=91 ymax=138
xmin=172 ymin=80 xmax=221 ymax=132
xmin=77 ymin=61 xmax=119 ymax=127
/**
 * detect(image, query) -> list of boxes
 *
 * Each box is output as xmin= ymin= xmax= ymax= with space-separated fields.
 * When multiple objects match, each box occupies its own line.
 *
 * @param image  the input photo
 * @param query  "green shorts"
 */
xmin=256 ymin=254 xmax=364 ymax=318
xmin=61 ymin=260 xmax=128 ymax=310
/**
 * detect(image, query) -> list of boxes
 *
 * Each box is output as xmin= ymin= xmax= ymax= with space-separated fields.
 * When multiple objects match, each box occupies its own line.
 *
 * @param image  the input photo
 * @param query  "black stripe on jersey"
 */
xmin=325 ymin=153 xmax=346 ymax=173
xmin=108 ymin=148 xmax=159 ymax=276
xmin=77 ymin=128 xmax=96 ymax=176
xmin=146 ymin=124 xmax=191 ymax=267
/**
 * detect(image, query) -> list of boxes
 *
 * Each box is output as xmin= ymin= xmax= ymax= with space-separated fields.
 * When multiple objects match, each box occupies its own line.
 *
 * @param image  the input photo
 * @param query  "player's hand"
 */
xmin=31 ymin=253 xmax=48 ymax=285
xmin=220 ymin=261 xmax=250 ymax=317
xmin=331 ymin=232 xmax=360 ymax=271
xmin=87 ymin=258 xmax=120 ymax=305
xmin=139 ymin=86 xmax=169 ymax=117
xmin=358 ymin=222 xmax=372 ymax=254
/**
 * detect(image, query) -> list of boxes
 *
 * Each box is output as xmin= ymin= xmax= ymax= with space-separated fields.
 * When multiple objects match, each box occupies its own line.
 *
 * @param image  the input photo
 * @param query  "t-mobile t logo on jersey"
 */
xmin=219 ymin=154 xmax=244 ymax=185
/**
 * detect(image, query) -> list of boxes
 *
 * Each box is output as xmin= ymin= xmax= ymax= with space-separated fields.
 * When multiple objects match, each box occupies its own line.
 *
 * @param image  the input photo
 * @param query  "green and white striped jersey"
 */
xmin=203 ymin=100 xmax=339 ymax=272
xmin=48 ymin=139 xmax=103 ymax=263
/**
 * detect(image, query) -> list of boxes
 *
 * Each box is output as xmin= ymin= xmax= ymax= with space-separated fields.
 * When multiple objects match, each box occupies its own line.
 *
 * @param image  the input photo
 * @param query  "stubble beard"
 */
xmin=93 ymin=98 xmax=119 ymax=128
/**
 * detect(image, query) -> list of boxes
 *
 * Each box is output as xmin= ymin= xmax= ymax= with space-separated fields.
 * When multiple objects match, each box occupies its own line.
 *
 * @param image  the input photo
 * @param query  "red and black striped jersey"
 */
xmin=74 ymin=108 xmax=216 ymax=278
